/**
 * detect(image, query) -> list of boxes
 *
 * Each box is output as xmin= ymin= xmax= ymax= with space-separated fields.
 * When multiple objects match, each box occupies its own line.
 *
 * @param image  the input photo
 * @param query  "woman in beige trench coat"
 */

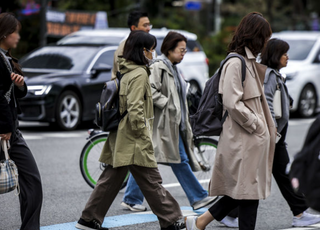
xmin=121 ymin=31 xmax=217 ymax=212
xmin=76 ymin=31 xmax=185 ymax=230
xmin=185 ymin=12 xmax=276 ymax=230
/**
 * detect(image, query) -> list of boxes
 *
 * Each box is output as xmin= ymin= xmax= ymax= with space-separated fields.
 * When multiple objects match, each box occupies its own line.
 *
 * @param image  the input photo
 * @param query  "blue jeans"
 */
xmin=123 ymin=134 xmax=208 ymax=206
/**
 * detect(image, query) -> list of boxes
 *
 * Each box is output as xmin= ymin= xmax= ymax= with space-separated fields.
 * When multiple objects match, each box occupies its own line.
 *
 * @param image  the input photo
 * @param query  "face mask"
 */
xmin=152 ymin=50 xmax=157 ymax=59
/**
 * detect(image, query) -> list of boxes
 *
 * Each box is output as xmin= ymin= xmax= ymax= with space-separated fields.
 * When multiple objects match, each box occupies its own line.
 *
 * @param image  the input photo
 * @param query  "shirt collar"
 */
xmin=0 ymin=47 xmax=8 ymax=54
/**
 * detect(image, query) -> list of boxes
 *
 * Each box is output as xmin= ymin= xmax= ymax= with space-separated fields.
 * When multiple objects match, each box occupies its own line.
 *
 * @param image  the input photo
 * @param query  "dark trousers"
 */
xmin=209 ymin=196 xmax=259 ymax=230
xmin=227 ymin=124 xmax=308 ymax=220
xmin=273 ymin=124 xmax=307 ymax=215
xmin=1 ymin=130 xmax=43 ymax=230
xmin=81 ymin=164 xmax=182 ymax=228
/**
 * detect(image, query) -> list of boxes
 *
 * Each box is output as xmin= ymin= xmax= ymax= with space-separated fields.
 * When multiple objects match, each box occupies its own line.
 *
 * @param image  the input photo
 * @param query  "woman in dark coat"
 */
xmin=0 ymin=12 xmax=43 ymax=230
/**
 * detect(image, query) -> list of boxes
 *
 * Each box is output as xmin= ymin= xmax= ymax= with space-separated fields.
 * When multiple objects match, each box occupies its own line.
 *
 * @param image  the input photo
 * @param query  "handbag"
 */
xmin=273 ymin=81 xmax=282 ymax=119
xmin=0 ymin=139 xmax=19 ymax=195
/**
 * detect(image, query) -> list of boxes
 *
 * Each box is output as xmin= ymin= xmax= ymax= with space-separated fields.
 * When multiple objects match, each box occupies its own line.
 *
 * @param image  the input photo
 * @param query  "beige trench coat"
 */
xmin=99 ymin=58 xmax=157 ymax=168
xmin=111 ymin=40 xmax=126 ymax=80
xmin=149 ymin=60 xmax=201 ymax=172
xmin=209 ymin=47 xmax=276 ymax=200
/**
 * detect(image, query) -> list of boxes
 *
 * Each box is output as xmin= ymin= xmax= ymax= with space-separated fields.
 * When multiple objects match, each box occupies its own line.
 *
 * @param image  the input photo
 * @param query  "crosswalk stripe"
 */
xmin=40 ymin=206 xmax=207 ymax=229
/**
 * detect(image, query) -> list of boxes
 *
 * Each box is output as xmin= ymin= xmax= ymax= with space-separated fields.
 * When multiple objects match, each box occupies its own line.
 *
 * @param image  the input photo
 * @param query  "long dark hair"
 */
xmin=0 ymin=12 xmax=23 ymax=75
xmin=123 ymin=30 xmax=157 ymax=66
xmin=261 ymin=38 xmax=290 ymax=70
xmin=228 ymin=12 xmax=272 ymax=57
xmin=161 ymin=31 xmax=187 ymax=57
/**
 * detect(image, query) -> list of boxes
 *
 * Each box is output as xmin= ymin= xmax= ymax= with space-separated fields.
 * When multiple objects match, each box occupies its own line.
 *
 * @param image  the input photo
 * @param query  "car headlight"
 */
xmin=28 ymin=85 xmax=52 ymax=95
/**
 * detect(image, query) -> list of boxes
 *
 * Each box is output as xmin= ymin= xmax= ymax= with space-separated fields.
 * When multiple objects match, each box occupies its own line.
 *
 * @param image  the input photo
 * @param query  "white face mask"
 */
xmin=151 ymin=50 xmax=157 ymax=59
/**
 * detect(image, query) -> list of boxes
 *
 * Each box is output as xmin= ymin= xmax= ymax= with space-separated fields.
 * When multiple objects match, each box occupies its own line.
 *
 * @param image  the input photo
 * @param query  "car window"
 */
xmin=93 ymin=50 xmax=115 ymax=68
xmin=285 ymin=39 xmax=316 ymax=60
xmin=21 ymin=46 xmax=99 ymax=71
xmin=155 ymin=38 xmax=203 ymax=55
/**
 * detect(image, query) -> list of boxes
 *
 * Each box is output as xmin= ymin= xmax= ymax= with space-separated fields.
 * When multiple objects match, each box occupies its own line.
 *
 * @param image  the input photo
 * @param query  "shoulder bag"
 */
xmin=0 ymin=139 xmax=19 ymax=195
xmin=273 ymin=79 xmax=282 ymax=119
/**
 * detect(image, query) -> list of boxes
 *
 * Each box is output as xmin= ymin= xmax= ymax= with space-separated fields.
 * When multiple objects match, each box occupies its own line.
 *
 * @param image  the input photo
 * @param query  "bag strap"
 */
xmin=0 ymin=139 xmax=10 ymax=160
xmin=160 ymin=69 xmax=164 ymax=84
xmin=219 ymin=54 xmax=246 ymax=124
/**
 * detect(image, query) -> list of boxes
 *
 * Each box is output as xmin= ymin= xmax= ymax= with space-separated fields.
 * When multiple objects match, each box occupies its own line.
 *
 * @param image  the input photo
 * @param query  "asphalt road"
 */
xmin=0 ymin=118 xmax=319 ymax=230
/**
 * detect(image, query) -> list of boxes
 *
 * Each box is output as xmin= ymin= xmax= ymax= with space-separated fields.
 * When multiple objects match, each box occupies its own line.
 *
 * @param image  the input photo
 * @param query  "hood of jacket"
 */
xmin=118 ymin=57 xmax=150 ymax=76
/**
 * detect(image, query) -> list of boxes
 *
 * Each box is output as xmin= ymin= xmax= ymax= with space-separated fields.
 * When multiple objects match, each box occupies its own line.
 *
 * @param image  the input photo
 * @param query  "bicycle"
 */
xmin=79 ymin=129 xmax=218 ymax=189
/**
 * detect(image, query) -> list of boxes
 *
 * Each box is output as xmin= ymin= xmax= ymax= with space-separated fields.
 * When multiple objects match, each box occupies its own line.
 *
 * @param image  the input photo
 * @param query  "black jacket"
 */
xmin=290 ymin=114 xmax=320 ymax=212
xmin=0 ymin=56 xmax=27 ymax=134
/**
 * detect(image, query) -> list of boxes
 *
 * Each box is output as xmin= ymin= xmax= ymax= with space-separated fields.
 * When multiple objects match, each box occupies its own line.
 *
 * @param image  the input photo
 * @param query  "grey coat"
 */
xmin=149 ymin=60 xmax=201 ymax=172
xmin=264 ymin=68 xmax=291 ymax=133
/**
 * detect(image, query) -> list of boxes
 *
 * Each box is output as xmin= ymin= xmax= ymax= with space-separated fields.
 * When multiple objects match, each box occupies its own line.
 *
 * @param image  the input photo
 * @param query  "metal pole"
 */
xmin=39 ymin=0 xmax=47 ymax=47
xmin=214 ymin=0 xmax=221 ymax=34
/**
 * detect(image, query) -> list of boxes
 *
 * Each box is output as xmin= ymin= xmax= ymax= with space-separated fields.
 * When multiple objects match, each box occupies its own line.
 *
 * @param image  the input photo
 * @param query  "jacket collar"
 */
xmin=245 ymin=47 xmax=256 ymax=60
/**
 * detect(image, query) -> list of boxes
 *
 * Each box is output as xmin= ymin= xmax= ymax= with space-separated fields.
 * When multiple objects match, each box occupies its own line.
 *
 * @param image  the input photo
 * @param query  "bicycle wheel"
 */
xmin=79 ymin=133 xmax=129 ymax=189
xmin=193 ymin=137 xmax=218 ymax=189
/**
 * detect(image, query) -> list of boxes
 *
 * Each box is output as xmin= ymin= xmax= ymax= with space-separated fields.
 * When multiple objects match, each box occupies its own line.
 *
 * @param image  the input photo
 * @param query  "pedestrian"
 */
xmin=222 ymin=38 xmax=320 ymax=228
xmin=0 ymin=12 xmax=43 ymax=230
xmin=111 ymin=10 xmax=153 ymax=80
xmin=290 ymin=114 xmax=320 ymax=213
xmin=185 ymin=12 xmax=276 ymax=230
xmin=76 ymin=30 xmax=185 ymax=230
xmin=262 ymin=38 xmax=320 ymax=226
xmin=121 ymin=31 xmax=217 ymax=212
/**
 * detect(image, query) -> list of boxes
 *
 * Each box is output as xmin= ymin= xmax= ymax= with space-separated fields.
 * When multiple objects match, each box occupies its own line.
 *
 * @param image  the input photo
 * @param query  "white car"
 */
xmin=57 ymin=28 xmax=209 ymax=94
xmin=272 ymin=31 xmax=320 ymax=117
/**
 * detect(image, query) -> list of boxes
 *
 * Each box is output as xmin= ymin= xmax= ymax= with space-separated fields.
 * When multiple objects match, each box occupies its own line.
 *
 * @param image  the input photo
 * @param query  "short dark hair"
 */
xmin=228 ymin=12 xmax=272 ymax=57
xmin=161 ymin=31 xmax=187 ymax=57
xmin=127 ymin=11 xmax=148 ymax=30
xmin=123 ymin=30 xmax=157 ymax=65
xmin=260 ymin=38 xmax=290 ymax=70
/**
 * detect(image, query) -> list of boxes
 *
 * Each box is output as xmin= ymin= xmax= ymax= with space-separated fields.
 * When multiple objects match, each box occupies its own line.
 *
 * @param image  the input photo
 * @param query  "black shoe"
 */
xmin=161 ymin=222 xmax=186 ymax=230
xmin=75 ymin=218 xmax=109 ymax=230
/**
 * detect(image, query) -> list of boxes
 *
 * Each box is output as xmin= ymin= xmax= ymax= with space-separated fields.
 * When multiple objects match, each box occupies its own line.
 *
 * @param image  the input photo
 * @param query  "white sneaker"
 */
xmin=185 ymin=216 xmax=201 ymax=230
xmin=120 ymin=202 xmax=147 ymax=212
xmin=292 ymin=211 xmax=320 ymax=227
xmin=220 ymin=216 xmax=239 ymax=228
xmin=192 ymin=196 xmax=218 ymax=210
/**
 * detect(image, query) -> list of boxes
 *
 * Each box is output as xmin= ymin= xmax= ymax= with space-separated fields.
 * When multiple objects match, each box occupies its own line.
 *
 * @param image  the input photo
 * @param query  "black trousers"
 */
xmin=1 ymin=129 xmax=43 ymax=230
xmin=227 ymin=124 xmax=308 ymax=220
xmin=209 ymin=196 xmax=259 ymax=230
xmin=272 ymin=123 xmax=307 ymax=215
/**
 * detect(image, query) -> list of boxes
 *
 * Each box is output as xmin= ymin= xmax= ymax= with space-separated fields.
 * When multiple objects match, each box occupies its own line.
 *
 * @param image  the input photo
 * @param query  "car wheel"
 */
xmin=55 ymin=90 xmax=82 ymax=130
xmin=298 ymin=84 xmax=317 ymax=118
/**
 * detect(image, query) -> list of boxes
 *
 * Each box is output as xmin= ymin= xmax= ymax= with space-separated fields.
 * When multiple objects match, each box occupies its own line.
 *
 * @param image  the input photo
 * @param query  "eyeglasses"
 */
xmin=178 ymin=48 xmax=188 ymax=54
xmin=143 ymin=24 xmax=153 ymax=29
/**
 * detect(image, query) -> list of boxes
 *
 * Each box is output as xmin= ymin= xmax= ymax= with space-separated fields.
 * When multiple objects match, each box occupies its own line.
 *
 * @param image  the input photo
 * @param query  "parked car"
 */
xmin=57 ymin=28 xmax=209 ymax=94
xmin=18 ymin=45 xmax=117 ymax=130
xmin=272 ymin=31 xmax=320 ymax=117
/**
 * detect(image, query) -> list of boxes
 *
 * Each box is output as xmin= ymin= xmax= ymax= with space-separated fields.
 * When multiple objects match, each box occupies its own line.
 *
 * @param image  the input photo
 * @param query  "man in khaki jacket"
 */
xmin=111 ymin=10 xmax=152 ymax=80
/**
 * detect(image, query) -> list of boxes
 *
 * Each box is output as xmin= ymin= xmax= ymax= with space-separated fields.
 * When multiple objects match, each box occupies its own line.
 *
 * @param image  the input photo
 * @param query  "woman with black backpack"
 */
xmin=76 ymin=30 xmax=185 ymax=230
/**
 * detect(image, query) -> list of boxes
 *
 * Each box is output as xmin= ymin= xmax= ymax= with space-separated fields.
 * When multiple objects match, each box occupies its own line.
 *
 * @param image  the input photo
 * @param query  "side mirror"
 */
xmin=91 ymin=64 xmax=112 ymax=78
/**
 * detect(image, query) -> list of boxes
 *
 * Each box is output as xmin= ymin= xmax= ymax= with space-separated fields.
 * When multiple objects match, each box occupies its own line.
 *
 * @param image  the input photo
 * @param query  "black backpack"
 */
xmin=290 ymin=115 xmax=320 ymax=212
xmin=190 ymin=54 xmax=246 ymax=137
xmin=95 ymin=71 xmax=128 ymax=131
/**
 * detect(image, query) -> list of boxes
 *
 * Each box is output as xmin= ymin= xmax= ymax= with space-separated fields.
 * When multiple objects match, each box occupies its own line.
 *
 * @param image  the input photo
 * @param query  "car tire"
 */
xmin=55 ymin=90 xmax=82 ymax=130
xmin=298 ymin=84 xmax=317 ymax=118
